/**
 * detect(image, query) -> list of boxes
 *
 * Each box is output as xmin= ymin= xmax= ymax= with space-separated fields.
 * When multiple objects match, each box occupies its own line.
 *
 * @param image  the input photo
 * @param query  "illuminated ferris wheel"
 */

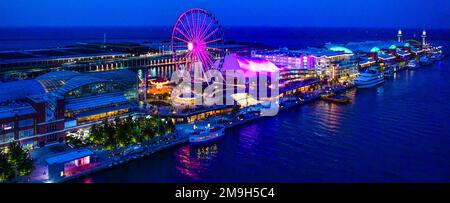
xmin=171 ymin=8 xmax=224 ymax=73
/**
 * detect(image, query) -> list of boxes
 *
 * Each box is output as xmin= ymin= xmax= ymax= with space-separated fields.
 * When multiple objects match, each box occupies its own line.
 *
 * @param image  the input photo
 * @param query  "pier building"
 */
xmin=252 ymin=47 xmax=358 ymax=81
xmin=0 ymin=70 xmax=137 ymax=148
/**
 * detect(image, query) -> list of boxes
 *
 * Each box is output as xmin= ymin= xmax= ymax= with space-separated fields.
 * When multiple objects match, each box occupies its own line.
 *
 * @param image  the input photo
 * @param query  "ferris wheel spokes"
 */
xmin=171 ymin=8 xmax=224 ymax=75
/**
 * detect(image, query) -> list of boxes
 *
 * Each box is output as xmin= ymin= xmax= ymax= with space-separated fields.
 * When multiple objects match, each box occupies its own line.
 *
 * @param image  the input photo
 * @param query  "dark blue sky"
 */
xmin=1 ymin=0 xmax=449 ymax=29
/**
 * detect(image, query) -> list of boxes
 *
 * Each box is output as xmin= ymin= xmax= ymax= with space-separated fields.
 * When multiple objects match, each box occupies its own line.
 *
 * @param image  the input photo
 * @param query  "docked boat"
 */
xmin=431 ymin=53 xmax=445 ymax=61
xmin=407 ymin=60 xmax=420 ymax=69
xmin=321 ymin=93 xmax=352 ymax=104
xmin=189 ymin=123 xmax=225 ymax=146
xmin=383 ymin=67 xmax=395 ymax=78
xmin=419 ymin=56 xmax=433 ymax=66
xmin=354 ymin=68 xmax=384 ymax=88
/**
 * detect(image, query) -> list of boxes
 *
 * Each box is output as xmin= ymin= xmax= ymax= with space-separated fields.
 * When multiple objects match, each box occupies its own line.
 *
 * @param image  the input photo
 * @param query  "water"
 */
xmin=1 ymin=27 xmax=450 ymax=51
xmin=2 ymin=27 xmax=449 ymax=182
xmin=74 ymin=57 xmax=450 ymax=183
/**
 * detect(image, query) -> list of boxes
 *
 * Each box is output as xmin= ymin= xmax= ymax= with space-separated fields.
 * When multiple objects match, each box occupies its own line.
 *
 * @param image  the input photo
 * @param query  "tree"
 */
xmin=0 ymin=153 xmax=15 ymax=182
xmin=116 ymin=122 xmax=130 ymax=147
xmin=6 ymin=141 xmax=34 ymax=176
xmin=165 ymin=119 xmax=175 ymax=134
xmin=103 ymin=122 xmax=118 ymax=150
xmin=16 ymin=155 xmax=34 ymax=176
xmin=87 ymin=115 xmax=173 ymax=150
xmin=231 ymin=105 xmax=240 ymax=116
xmin=66 ymin=135 xmax=84 ymax=148
xmin=89 ymin=123 xmax=104 ymax=147
xmin=123 ymin=115 xmax=135 ymax=144
xmin=142 ymin=118 xmax=155 ymax=141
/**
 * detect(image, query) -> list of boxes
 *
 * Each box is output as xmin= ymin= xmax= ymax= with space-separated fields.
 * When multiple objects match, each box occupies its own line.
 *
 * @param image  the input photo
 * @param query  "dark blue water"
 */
xmin=1 ymin=27 xmax=450 ymax=51
xmin=75 ymin=56 xmax=450 ymax=183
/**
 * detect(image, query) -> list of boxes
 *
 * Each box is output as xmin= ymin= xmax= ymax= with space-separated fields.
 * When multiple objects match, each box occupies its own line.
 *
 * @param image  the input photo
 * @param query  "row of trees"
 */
xmin=0 ymin=142 xmax=34 ymax=182
xmin=68 ymin=115 xmax=176 ymax=151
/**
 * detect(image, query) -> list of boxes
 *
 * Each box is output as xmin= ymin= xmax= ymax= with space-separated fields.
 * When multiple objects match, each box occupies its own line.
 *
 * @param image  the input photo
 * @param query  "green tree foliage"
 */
xmin=5 ymin=141 xmax=34 ymax=177
xmin=165 ymin=119 xmax=176 ymax=134
xmin=66 ymin=136 xmax=85 ymax=148
xmin=87 ymin=116 xmax=175 ymax=150
xmin=0 ymin=153 xmax=15 ymax=182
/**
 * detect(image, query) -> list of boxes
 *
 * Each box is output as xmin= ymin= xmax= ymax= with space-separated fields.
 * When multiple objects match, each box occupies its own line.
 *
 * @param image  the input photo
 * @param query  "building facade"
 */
xmin=0 ymin=70 xmax=138 ymax=148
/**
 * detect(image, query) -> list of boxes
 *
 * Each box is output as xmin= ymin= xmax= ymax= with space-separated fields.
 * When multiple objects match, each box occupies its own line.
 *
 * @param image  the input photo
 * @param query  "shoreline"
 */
xmin=49 ymin=85 xmax=352 ymax=183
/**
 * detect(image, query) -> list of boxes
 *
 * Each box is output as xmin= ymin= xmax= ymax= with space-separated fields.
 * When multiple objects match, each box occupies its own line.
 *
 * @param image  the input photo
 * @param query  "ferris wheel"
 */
xmin=171 ymin=8 xmax=224 ymax=74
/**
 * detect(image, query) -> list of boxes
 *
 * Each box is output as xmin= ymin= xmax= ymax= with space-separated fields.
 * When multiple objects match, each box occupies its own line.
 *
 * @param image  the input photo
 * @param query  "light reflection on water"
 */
xmin=174 ymin=144 xmax=219 ymax=180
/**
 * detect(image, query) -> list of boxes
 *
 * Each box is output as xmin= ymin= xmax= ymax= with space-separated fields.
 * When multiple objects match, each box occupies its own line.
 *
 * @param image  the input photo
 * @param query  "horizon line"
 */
xmin=0 ymin=25 xmax=449 ymax=31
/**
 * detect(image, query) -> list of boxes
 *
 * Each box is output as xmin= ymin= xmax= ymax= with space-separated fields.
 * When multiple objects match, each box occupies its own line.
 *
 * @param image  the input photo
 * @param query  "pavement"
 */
xmin=28 ymin=143 xmax=72 ymax=182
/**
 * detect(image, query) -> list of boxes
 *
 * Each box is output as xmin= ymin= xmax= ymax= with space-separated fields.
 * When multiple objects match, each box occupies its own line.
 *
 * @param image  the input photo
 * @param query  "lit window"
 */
xmin=19 ymin=129 xmax=34 ymax=139
xmin=0 ymin=133 xmax=15 ymax=144
xmin=1 ymin=122 xmax=14 ymax=131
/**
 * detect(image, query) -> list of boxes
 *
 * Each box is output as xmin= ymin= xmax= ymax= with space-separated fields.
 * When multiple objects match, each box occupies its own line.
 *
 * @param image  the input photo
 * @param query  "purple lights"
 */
xmin=171 ymin=8 xmax=224 ymax=71
xmin=219 ymin=54 xmax=281 ymax=77
xmin=236 ymin=57 xmax=280 ymax=73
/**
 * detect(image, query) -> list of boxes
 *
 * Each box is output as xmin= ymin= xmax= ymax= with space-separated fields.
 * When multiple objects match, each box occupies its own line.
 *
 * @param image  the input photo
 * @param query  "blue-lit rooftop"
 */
xmin=0 ymin=70 xmax=137 ymax=117
xmin=0 ymin=47 xmax=129 ymax=64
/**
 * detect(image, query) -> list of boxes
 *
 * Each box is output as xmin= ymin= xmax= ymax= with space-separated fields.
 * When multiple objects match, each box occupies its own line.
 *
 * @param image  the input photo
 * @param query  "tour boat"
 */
xmin=407 ymin=60 xmax=420 ymax=69
xmin=189 ymin=123 xmax=225 ymax=146
xmin=419 ymin=56 xmax=433 ymax=66
xmin=321 ymin=93 xmax=352 ymax=104
xmin=354 ymin=68 xmax=384 ymax=88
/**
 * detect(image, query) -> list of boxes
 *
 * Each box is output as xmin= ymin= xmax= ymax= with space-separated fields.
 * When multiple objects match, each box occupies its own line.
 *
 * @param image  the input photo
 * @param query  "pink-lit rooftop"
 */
xmin=216 ymin=54 xmax=280 ymax=77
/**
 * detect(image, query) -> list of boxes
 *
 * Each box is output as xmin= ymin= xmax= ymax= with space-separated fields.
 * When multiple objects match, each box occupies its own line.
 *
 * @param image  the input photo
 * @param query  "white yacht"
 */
xmin=354 ymin=68 xmax=384 ymax=88
xmin=189 ymin=123 xmax=225 ymax=146
xmin=407 ymin=60 xmax=420 ymax=69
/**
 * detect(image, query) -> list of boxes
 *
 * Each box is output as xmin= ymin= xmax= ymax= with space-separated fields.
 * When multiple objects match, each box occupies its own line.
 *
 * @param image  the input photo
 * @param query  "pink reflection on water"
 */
xmin=174 ymin=144 xmax=219 ymax=180
xmin=82 ymin=177 xmax=94 ymax=184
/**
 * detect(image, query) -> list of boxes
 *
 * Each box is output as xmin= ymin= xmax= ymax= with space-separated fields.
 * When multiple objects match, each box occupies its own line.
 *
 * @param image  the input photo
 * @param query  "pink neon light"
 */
xmin=237 ymin=58 xmax=279 ymax=73
xmin=221 ymin=54 xmax=280 ymax=77
xmin=171 ymin=8 xmax=223 ymax=70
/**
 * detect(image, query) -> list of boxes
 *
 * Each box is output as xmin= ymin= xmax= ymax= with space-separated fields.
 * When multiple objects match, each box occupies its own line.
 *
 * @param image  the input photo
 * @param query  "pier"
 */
xmin=21 ymin=39 xmax=445 ymax=182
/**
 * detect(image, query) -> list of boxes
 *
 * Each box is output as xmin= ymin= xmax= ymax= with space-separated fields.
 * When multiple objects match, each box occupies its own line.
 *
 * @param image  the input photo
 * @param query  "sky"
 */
xmin=0 ymin=0 xmax=449 ymax=29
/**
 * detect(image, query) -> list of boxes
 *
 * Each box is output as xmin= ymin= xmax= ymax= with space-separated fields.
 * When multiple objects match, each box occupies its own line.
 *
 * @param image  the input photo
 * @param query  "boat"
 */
xmin=390 ymin=63 xmax=401 ymax=72
xmin=407 ymin=60 xmax=420 ymax=69
xmin=383 ymin=66 xmax=395 ymax=78
xmin=354 ymin=68 xmax=384 ymax=88
xmin=189 ymin=123 xmax=225 ymax=146
xmin=431 ymin=52 xmax=445 ymax=61
xmin=419 ymin=55 xmax=433 ymax=66
xmin=321 ymin=93 xmax=352 ymax=104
